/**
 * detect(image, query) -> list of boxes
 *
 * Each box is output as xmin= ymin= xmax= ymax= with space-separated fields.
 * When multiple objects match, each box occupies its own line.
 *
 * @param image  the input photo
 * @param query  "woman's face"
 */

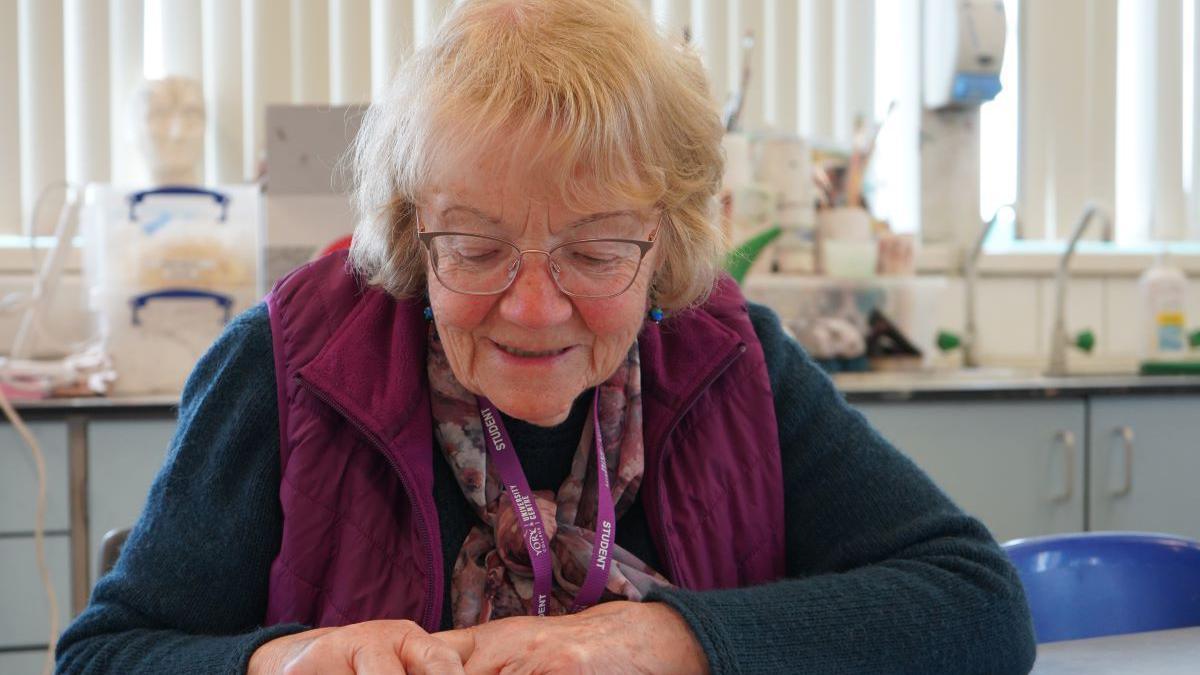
xmin=422 ymin=146 xmax=659 ymax=427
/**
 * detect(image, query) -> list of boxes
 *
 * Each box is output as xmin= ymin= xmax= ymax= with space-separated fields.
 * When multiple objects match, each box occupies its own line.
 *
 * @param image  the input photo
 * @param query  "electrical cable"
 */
xmin=2 ymin=180 xmax=76 ymax=675
xmin=0 ymin=383 xmax=60 ymax=675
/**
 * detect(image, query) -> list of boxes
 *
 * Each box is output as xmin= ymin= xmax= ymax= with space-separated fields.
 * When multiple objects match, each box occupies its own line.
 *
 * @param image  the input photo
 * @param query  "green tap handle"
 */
xmin=1074 ymin=329 xmax=1096 ymax=353
xmin=1190 ymin=330 xmax=1200 ymax=349
xmin=936 ymin=331 xmax=962 ymax=352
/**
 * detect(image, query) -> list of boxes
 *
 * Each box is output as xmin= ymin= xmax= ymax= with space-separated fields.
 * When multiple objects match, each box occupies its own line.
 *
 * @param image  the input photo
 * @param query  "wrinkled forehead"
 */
xmin=418 ymin=117 xmax=657 ymax=224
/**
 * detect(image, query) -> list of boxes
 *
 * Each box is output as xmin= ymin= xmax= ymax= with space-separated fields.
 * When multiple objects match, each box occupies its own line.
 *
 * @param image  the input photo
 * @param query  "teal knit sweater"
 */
xmin=56 ymin=302 xmax=1036 ymax=674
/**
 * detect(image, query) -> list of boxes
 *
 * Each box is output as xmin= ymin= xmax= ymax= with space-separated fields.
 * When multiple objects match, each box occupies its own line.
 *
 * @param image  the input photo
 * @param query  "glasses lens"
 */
xmin=429 ymin=234 xmax=518 ymax=294
xmin=551 ymin=240 xmax=644 ymax=297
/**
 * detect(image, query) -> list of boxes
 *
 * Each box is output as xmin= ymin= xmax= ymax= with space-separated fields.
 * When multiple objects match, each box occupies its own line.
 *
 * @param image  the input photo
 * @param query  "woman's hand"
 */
xmin=437 ymin=601 xmax=709 ymax=674
xmin=248 ymin=619 xmax=467 ymax=674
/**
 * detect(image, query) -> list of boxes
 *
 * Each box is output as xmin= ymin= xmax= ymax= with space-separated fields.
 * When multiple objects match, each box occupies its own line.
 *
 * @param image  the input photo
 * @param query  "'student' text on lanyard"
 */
xmin=477 ymin=393 xmax=616 ymax=616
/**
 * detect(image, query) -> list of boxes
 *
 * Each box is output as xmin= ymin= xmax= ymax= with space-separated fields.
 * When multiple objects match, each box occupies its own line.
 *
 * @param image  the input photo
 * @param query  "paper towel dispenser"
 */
xmin=923 ymin=0 xmax=1007 ymax=109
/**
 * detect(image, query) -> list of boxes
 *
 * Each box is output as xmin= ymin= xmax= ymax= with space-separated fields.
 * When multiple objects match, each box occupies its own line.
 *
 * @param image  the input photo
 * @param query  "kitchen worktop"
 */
xmin=836 ymin=369 xmax=1200 ymax=401
xmin=6 ymin=370 xmax=1200 ymax=413
xmin=6 ymin=394 xmax=179 ymax=416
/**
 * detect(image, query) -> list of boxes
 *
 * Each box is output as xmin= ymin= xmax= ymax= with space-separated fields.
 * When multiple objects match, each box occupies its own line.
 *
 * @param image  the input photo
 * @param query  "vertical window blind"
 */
xmin=0 ymin=0 xmax=874 ymax=238
xmin=1018 ymin=0 xmax=1199 ymax=242
xmin=0 ymin=0 xmax=1196 ymax=244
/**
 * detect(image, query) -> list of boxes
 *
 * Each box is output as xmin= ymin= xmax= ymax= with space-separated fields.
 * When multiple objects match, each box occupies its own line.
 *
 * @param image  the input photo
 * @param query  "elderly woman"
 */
xmin=58 ymin=1 xmax=1034 ymax=673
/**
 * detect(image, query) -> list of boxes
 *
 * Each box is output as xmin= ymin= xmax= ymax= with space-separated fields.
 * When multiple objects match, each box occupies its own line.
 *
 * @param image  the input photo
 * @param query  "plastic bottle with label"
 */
xmin=1138 ymin=252 xmax=1189 ymax=362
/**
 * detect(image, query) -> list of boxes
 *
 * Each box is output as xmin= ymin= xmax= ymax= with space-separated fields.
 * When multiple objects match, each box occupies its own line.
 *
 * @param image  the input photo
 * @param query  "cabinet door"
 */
xmin=0 ymin=422 xmax=69 ymax=534
xmin=0 ymin=535 xmax=71 ymax=650
xmin=854 ymin=400 xmax=1087 ymax=543
xmin=88 ymin=420 xmax=177 ymax=584
xmin=1089 ymin=395 xmax=1200 ymax=539
xmin=0 ymin=649 xmax=53 ymax=675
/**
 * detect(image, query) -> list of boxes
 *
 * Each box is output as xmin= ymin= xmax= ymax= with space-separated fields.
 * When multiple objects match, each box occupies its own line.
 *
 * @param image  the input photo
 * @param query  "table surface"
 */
xmin=1030 ymin=626 xmax=1200 ymax=674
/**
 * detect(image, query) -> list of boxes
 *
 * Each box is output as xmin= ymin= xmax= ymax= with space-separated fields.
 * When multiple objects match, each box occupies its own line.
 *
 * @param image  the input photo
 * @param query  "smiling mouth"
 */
xmin=493 ymin=341 xmax=571 ymax=358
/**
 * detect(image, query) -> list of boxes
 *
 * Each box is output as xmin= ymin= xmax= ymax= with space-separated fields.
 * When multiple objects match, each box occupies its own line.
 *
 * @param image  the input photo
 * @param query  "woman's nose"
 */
xmin=497 ymin=253 xmax=573 ymax=329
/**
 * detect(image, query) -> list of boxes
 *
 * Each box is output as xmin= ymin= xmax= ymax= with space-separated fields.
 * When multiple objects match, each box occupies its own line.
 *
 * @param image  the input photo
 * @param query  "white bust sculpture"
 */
xmin=131 ymin=76 xmax=206 ymax=185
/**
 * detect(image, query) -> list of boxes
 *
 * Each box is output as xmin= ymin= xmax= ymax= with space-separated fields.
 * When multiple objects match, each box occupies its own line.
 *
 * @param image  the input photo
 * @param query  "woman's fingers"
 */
xmin=438 ymin=619 xmax=541 ymax=675
xmin=396 ymin=627 xmax=469 ymax=675
xmin=264 ymin=620 xmax=467 ymax=674
xmin=432 ymin=602 xmax=708 ymax=675
xmin=347 ymin=642 xmax=406 ymax=675
xmin=432 ymin=627 xmax=477 ymax=665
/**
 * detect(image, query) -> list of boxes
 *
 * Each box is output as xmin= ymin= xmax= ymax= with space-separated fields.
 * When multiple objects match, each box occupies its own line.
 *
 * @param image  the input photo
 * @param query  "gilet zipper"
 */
xmin=651 ymin=342 xmax=747 ymax=586
xmin=295 ymin=374 xmax=441 ymax=631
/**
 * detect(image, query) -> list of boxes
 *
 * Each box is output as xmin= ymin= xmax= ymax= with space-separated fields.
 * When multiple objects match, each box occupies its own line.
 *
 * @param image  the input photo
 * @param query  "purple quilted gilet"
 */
xmin=264 ymin=252 xmax=785 ymax=631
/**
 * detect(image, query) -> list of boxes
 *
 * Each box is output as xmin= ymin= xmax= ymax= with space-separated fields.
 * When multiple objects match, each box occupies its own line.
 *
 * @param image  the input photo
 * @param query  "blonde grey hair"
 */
xmin=348 ymin=0 xmax=726 ymax=310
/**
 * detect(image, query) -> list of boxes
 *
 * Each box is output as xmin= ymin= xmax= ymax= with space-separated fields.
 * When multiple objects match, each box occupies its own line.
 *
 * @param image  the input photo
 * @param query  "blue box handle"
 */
xmin=128 ymin=186 xmax=230 ymax=223
xmin=129 ymin=288 xmax=234 ymax=326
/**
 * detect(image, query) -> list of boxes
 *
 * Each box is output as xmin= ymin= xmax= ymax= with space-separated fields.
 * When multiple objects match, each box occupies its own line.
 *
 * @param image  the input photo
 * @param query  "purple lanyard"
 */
xmin=477 ymin=393 xmax=615 ymax=616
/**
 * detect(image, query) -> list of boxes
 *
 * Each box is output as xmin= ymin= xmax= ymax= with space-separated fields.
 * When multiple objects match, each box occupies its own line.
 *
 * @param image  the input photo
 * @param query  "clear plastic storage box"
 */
xmin=80 ymin=184 xmax=261 ymax=394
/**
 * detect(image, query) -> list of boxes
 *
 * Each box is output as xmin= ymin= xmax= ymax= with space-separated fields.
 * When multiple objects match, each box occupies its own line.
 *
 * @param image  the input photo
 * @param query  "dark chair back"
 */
xmin=99 ymin=527 xmax=131 ymax=577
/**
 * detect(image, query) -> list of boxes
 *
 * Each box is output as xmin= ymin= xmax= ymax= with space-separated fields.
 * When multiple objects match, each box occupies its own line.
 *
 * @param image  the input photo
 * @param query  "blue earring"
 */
xmin=648 ymin=306 xmax=664 ymax=324
xmin=423 ymin=306 xmax=434 ymax=321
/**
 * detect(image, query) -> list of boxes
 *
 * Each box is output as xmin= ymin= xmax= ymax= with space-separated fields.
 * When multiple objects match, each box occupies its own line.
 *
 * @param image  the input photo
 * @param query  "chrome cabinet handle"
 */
xmin=1111 ymin=426 xmax=1134 ymax=497
xmin=1051 ymin=430 xmax=1076 ymax=502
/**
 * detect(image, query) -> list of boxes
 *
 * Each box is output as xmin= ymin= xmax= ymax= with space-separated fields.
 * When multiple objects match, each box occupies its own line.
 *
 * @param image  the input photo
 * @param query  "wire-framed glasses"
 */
xmin=416 ymin=212 xmax=657 ymax=298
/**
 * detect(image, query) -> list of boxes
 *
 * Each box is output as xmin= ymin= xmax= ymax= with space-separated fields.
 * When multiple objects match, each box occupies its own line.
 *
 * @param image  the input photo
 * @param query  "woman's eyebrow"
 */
xmin=567 ymin=210 xmax=639 ymax=228
xmin=440 ymin=204 xmax=502 ymax=222
xmin=439 ymin=206 xmax=638 ymax=229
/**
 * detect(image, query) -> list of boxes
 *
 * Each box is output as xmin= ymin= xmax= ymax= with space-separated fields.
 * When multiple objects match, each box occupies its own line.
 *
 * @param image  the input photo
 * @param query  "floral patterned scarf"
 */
xmin=427 ymin=325 xmax=671 ymax=627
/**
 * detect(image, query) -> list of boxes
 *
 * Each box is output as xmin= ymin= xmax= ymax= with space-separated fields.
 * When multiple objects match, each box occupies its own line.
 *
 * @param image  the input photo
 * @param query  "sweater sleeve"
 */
xmin=646 ymin=302 xmax=1036 ymax=675
xmin=56 ymin=303 xmax=308 ymax=674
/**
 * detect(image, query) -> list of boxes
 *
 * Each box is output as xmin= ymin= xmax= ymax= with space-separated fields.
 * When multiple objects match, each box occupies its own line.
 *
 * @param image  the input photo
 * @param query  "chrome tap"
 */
xmin=1046 ymin=203 xmax=1111 ymax=376
xmin=961 ymin=204 xmax=1014 ymax=368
